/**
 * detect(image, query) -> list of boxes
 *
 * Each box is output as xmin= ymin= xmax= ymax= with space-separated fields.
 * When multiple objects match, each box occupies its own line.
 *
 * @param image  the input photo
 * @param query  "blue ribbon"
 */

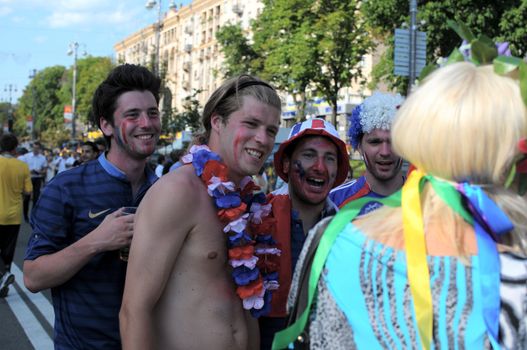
xmin=458 ymin=183 xmax=513 ymax=349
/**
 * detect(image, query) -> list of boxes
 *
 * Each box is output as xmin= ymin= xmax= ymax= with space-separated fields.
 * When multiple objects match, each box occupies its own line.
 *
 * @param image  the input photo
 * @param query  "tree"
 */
xmin=217 ymin=0 xmax=371 ymax=125
xmin=15 ymin=66 xmax=67 ymax=142
xmin=70 ymin=56 xmax=113 ymax=127
xmin=311 ymin=0 xmax=371 ymax=125
xmin=0 ymin=102 xmax=10 ymax=130
xmin=61 ymin=56 xmax=114 ymax=128
xmin=167 ymin=89 xmax=202 ymax=134
xmin=499 ymin=1 xmax=527 ymax=56
xmin=251 ymin=0 xmax=319 ymax=122
xmin=15 ymin=57 xmax=114 ymax=147
xmin=216 ymin=24 xmax=260 ymax=77
xmin=362 ymin=0 xmax=527 ymax=92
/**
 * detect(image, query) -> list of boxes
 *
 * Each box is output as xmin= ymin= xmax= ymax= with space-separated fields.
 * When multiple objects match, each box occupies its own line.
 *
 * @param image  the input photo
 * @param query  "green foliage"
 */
xmin=167 ymin=89 xmax=202 ymax=134
xmin=15 ymin=57 xmax=114 ymax=145
xmin=350 ymin=159 xmax=366 ymax=179
xmin=15 ymin=65 xmax=67 ymax=138
xmin=498 ymin=0 xmax=527 ymax=56
xmin=40 ymin=126 xmax=72 ymax=149
xmin=363 ymin=0 xmax=527 ymax=93
xmin=215 ymin=24 xmax=260 ymax=77
xmin=0 ymin=102 xmax=10 ymax=129
xmin=70 ymin=56 xmax=113 ymax=126
xmin=311 ymin=0 xmax=372 ymax=125
xmin=218 ymin=0 xmax=371 ymax=124
xmin=251 ymin=0 xmax=319 ymax=122
xmin=421 ymin=20 xmax=527 ymax=106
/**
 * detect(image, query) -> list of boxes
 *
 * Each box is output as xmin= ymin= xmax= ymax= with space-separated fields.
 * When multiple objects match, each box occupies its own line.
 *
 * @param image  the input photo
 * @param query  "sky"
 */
xmin=0 ymin=0 xmax=191 ymax=104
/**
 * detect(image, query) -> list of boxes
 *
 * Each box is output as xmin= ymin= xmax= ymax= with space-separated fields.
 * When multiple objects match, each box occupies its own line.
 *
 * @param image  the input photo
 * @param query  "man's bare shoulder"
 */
xmin=138 ymin=166 xmax=205 ymax=221
xmin=148 ymin=165 xmax=204 ymax=201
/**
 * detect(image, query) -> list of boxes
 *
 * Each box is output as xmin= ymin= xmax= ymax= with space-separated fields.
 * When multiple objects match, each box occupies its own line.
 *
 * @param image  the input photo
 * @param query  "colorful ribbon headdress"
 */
xmin=420 ymin=21 xmax=527 ymax=195
xmin=420 ymin=20 xmax=527 ymax=107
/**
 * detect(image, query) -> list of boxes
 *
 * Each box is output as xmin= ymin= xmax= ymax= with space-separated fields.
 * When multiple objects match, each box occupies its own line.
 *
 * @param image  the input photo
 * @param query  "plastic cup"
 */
xmin=119 ymin=207 xmax=137 ymax=261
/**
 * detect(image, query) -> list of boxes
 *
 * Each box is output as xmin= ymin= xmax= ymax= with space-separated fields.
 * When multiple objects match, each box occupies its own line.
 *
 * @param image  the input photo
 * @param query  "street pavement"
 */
xmin=0 ymin=218 xmax=54 ymax=350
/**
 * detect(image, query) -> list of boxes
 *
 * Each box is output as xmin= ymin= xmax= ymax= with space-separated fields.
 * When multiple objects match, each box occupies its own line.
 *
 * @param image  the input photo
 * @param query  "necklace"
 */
xmin=183 ymin=145 xmax=280 ymax=317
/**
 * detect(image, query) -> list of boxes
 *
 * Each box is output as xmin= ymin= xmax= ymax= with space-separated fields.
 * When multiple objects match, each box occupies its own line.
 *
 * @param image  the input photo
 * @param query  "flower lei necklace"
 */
xmin=182 ymin=145 xmax=280 ymax=317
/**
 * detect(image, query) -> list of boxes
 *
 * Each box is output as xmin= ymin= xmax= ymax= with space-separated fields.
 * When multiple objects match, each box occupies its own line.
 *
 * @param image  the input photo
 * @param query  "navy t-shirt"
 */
xmin=25 ymin=154 xmax=157 ymax=349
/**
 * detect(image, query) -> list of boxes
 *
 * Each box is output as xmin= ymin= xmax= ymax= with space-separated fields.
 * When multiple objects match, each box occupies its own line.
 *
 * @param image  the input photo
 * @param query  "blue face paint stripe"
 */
xmin=293 ymin=160 xmax=306 ymax=178
xmin=114 ymin=126 xmax=126 ymax=147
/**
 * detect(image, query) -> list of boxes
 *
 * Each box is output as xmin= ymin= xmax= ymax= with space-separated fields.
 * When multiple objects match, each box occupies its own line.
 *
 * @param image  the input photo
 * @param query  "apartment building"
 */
xmin=114 ymin=0 xmax=263 ymax=114
xmin=114 ymin=0 xmax=377 ymax=139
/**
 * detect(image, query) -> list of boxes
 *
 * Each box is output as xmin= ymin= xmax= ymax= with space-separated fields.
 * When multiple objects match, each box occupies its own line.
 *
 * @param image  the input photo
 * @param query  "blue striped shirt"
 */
xmin=329 ymin=175 xmax=384 ymax=214
xmin=25 ymin=154 xmax=157 ymax=349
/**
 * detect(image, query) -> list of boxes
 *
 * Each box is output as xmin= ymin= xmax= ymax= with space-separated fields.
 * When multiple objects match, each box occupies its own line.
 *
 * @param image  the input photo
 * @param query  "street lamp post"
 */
xmin=29 ymin=69 xmax=38 ymax=139
xmin=68 ymin=42 xmax=79 ymax=140
xmin=4 ymin=84 xmax=17 ymax=132
xmin=145 ymin=0 xmax=164 ymax=76
xmin=409 ymin=0 xmax=418 ymax=91
xmin=146 ymin=1 xmax=178 ymax=74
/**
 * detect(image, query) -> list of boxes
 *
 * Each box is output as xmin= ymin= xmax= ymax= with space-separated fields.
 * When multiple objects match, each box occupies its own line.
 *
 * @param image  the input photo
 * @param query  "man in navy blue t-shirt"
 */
xmin=23 ymin=64 xmax=161 ymax=349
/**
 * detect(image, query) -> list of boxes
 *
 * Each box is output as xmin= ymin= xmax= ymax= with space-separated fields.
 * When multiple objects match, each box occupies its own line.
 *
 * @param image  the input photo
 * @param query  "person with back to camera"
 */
xmin=120 ymin=74 xmax=282 ymax=350
xmin=275 ymin=50 xmax=527 ymax=349
xmin=23 ymin=64 xmax=160 ymax=349
xmin=0 ymin=133 xmax=32 ymax=297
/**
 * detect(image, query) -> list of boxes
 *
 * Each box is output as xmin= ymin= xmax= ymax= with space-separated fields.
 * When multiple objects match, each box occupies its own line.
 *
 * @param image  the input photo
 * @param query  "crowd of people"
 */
xmin=0 ymin=46 xmax=525 ymax=350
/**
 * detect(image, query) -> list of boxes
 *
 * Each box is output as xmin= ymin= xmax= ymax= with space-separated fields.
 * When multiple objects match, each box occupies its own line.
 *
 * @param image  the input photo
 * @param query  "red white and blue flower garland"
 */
xmin=182 ymin=145 xmax=280 ymax=317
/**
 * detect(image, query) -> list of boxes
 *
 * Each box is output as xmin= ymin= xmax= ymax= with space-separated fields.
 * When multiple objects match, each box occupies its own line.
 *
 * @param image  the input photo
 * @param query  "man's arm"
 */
xmin=120 ymin=173 xmax=195 ymax=350
xmin=23 ymin=208 xmax=134 ymax=292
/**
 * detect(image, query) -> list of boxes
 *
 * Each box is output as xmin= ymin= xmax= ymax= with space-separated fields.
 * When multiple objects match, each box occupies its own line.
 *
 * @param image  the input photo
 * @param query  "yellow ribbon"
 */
xmin=402 ymin=169 xmax=432 ymax=350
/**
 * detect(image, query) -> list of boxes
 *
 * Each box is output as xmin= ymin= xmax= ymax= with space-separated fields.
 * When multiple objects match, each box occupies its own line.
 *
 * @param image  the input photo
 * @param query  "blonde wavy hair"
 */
xmin=359 ymin=62 xmax=527 ymax=256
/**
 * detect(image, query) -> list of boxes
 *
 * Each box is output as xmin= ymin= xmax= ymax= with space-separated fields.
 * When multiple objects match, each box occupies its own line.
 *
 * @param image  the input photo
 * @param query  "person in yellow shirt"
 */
xmin=0 ymin=133 xmax=32 ymax=297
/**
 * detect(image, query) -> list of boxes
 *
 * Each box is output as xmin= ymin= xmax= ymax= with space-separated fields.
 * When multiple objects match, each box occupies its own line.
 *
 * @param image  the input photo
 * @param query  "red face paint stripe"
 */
xmin=233 ymin=132 xmax=242 ymax=164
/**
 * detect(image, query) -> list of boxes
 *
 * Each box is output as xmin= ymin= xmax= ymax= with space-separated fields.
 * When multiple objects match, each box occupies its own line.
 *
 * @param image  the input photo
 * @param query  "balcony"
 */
xmin=232 ymin=4 xmax=243 ymax=16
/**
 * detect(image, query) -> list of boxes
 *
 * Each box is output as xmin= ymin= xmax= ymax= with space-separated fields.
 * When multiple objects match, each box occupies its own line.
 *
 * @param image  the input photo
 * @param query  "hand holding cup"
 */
xmin=119 ymin=206 xmax=137 ymax=261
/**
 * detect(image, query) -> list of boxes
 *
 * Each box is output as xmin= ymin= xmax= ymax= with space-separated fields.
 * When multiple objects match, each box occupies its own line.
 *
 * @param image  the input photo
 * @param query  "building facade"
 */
xmin=114 ymin=0 xmax=379 ymax=141
xmin=114 ymin=0 xmax=264 ymax=113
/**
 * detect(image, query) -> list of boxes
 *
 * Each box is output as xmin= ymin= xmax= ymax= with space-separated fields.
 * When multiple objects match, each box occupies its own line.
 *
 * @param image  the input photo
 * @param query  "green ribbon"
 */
xmin=272 ymin=176 xmax=472 ymax=349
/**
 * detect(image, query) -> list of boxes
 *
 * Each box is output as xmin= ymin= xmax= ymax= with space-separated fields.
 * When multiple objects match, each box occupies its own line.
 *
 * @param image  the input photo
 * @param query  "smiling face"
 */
xmin=210 ymin=95 xmax=280 ymax=184
xmin=359 ymin=128 xmax=402 ymax=182
xmin=283 ymin=135 xmax=338 ymax=206
xmin=81 ymin=145 xmax=98 ymax=162
xmin=100 ymin=90 xmax=161 ymax=160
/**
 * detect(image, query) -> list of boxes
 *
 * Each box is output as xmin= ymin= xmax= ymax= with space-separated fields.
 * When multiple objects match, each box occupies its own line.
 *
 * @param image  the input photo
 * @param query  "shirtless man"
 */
xmin=120 ymin=75 xmax=282 ymax=349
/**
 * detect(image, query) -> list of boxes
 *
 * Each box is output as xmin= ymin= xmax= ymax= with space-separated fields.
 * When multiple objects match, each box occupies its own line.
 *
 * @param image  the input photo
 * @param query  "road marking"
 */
xmin=11 ymin=264 xmax=54 ymax=325
xmin=5 ymin=266 xmax=53 ymax=349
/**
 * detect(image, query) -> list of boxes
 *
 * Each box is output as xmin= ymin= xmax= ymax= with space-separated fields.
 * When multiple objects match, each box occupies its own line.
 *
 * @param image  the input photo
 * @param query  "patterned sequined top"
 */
xmin=289 ymin=219 xmax=527 ymax=350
